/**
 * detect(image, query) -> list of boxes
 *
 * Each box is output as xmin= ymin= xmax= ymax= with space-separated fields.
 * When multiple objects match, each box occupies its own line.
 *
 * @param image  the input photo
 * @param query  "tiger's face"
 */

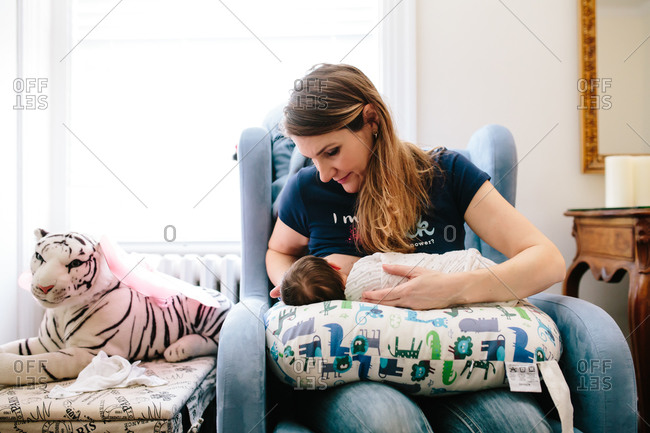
xmin=30 ymin=229 xmax=105 ymax=307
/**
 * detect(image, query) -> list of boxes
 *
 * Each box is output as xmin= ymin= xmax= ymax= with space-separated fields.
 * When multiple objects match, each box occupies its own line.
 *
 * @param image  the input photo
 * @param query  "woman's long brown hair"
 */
xmin=283 ymin=64 xmax=438 ymax=253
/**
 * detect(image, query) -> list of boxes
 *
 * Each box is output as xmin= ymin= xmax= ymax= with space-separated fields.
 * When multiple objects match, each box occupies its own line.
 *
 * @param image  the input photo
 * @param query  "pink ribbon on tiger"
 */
xmin=99 ymin=235 xmax=223 ymax=308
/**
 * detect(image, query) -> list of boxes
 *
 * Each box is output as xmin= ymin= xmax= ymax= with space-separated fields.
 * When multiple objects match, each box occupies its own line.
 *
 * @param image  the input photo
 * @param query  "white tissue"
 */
xmin=48 ymin=351 xmax=167 ymax=398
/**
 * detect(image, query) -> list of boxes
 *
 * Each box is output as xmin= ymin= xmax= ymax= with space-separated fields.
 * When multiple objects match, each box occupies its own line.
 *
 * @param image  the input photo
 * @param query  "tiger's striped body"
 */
xmin=0 ymin=229 xmax=231 ymax=385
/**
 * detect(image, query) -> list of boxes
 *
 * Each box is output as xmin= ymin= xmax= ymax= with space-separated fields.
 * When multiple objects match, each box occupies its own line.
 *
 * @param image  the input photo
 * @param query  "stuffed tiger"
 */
xmin=0 ymin=229 xmax=232 ymax=385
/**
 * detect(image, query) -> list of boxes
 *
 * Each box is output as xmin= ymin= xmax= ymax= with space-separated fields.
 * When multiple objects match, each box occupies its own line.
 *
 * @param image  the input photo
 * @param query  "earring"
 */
xmin=373 ymin=130 xmax=378 ymax=139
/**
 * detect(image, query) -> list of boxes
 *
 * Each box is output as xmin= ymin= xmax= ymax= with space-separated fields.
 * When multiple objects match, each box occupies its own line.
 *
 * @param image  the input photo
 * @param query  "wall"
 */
xmin=416 ymin=0 xmax=630 ymax=335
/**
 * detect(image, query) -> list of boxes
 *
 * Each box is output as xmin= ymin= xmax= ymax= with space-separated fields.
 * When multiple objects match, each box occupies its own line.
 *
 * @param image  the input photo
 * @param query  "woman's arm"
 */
xmin=266 ymin=219 xmax=309 ymax=287
xmin=459 ymin=180 xmax=566 ymax=302
xmin=361 ymin=181 xmax=566 ymax=309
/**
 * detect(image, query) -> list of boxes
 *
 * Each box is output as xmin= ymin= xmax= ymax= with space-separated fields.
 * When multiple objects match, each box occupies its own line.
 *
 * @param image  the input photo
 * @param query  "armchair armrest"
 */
xmin=528 ymin=292 xmax=637 ymax=433
xmin=238 ymin=126 xmax=274 ymax=299
xmin=217 ymin=125 xmax=275 ymax=433
xmin=217 ymin=297 xmax=270 ymax=433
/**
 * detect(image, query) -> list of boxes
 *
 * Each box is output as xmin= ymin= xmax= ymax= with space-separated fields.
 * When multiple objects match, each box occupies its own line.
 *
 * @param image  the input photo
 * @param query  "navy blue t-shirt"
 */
xmin=277 ymin=149 xmax=490 ymax=257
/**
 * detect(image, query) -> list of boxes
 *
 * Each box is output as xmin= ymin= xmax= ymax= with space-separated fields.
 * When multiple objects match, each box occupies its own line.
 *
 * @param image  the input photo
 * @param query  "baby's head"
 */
xmin=280 ymin=255 xmax=345 ymax=306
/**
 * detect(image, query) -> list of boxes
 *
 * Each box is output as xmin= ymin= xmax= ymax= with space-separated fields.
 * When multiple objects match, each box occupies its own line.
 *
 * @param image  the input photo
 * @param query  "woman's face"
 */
xmin=291 ymin=123 xmax=374 ymax=194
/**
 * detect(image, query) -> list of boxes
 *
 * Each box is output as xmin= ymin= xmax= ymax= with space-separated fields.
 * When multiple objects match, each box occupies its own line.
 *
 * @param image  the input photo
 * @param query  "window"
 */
xmin=67 ymin=0 xmax=382 ymax=244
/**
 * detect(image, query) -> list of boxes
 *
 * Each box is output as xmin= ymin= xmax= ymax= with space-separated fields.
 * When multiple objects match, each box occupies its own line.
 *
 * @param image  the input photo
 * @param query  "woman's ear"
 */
xmin=362 ymin=103 xmax=378 ymax=126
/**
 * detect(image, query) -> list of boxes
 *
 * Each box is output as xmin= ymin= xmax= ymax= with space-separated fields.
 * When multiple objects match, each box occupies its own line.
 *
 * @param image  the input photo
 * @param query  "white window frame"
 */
xmin=380 ymin=0 xmax=417 ymax=143
xmin=15 ymin=0 xmax=72 ymax=339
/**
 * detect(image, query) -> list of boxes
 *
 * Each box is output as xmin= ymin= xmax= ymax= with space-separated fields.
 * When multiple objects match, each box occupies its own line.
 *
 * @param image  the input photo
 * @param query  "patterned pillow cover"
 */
xmin=264 ymin=299 xmax=561 ymax=396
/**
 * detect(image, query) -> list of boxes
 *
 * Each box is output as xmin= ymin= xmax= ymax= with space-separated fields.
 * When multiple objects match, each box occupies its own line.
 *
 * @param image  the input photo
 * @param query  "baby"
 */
xmin=271 ymin=248 xmax=496 ymax=306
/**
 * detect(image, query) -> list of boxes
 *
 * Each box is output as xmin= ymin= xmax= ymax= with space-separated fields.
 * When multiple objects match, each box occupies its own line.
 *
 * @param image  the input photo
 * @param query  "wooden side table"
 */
xmin=564 ymin=208 xmax=650 ymax=431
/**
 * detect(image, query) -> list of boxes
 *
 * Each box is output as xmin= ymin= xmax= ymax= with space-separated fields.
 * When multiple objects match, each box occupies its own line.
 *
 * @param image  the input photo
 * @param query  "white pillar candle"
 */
xmin=634 ymin=156 xmax=650 ymax=207
xmin=605 ymin=156 xmax=635 ymax=208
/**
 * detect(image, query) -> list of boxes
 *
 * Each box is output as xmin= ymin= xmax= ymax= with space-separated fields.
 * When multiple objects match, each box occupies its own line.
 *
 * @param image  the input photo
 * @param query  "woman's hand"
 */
xmin=360 ymin=264 xmax=469 ymax=310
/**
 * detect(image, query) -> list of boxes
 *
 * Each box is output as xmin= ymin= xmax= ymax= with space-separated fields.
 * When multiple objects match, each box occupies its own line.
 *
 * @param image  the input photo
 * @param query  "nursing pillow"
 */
xmin=264 ymin=299 xmax=561 ymax=396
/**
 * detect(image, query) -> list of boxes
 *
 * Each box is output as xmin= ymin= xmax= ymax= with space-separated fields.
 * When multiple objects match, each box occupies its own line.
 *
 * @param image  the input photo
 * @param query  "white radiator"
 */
xmin=142 ymin=253 xmax=241 ymax=304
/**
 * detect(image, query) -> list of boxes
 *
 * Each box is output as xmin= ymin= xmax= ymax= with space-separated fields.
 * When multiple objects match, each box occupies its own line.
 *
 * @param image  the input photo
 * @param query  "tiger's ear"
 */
xmin=34 ymin=228 xmax=49 ymax=240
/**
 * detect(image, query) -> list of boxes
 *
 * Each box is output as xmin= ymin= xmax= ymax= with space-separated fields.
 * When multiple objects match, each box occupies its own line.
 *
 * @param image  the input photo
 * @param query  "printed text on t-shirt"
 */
xmin=332 ymin=213 xmax=358 ymax=224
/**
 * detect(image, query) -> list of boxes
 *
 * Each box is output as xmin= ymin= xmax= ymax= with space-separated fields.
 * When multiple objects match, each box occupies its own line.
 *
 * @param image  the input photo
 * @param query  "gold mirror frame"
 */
xmin=579 ymin=0 xmax=603 ymax=173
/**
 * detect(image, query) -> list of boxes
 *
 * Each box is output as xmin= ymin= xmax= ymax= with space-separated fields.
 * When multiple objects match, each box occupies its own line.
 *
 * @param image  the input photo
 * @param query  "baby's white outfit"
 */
xmin=344 ymin=248 xmax=495 ymax=301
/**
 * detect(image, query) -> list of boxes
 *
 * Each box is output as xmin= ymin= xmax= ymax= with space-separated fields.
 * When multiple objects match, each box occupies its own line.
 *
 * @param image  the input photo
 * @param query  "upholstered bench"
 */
xmin=0 ymin=356 xmax=215 ymax=432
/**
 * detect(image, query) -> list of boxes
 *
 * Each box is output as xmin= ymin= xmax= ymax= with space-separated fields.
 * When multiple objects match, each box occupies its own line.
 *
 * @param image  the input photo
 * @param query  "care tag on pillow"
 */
xmin=505 ymin=362 xmax=542 ymax=393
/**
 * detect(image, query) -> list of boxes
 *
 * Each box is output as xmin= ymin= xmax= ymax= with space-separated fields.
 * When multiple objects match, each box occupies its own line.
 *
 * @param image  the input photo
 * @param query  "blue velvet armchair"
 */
xmin=216 ymin=108 xmax=637 ymax=433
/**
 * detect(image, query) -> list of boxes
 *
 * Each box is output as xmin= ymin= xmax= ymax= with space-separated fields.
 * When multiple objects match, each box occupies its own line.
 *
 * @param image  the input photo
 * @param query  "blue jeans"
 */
xmin=274 ymin=382 xmax=553 ymax=433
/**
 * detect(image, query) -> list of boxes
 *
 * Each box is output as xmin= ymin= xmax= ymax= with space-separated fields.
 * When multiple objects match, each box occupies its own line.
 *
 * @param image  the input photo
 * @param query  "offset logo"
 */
xmin=577 ymin=78 xmax=612 ymax=110
xmin=13 ymin=78 xmax=48 ymax=110
xmin=293 ymin=78 xmax=328 ymax=110
xmin=576 ymin=359 xmax=612 ymax=391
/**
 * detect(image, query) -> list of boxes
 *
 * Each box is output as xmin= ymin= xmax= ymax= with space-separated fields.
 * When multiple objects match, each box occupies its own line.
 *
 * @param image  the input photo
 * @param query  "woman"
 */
xmin=266 ymin=63 xmax=565 ymax=432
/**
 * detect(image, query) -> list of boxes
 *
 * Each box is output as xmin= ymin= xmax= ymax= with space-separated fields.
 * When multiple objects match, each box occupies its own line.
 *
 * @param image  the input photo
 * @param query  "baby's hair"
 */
xmin=280 ymin=256 xmax=345 ymax=306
